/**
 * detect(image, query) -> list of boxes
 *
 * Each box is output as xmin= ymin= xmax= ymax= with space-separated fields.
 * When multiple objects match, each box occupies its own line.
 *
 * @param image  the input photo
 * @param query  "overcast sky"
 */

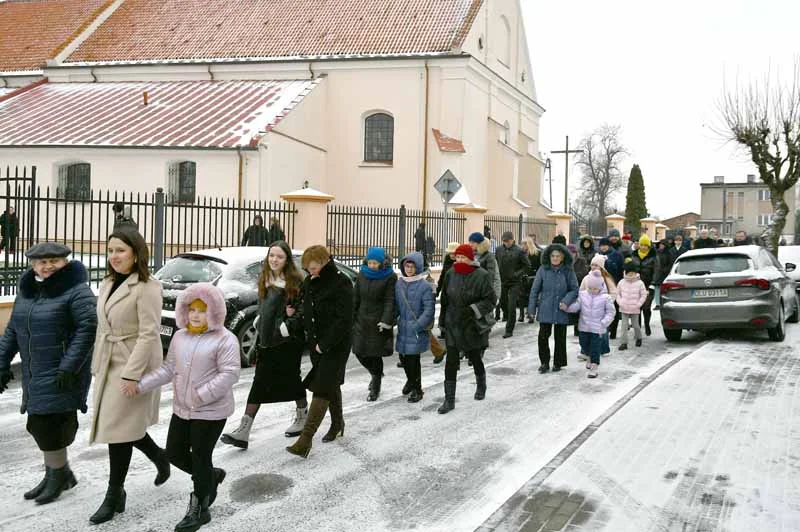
xmin=521 ymin=0 xmax=800 ymax=220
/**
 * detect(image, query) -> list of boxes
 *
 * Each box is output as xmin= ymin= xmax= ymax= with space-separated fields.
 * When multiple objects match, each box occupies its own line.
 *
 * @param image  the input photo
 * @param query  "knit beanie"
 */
xmin=621 ymin=234 xmax=632 ymax=242
xmin=623 ymin=262 xmax=639 ymax=274
xmin=501 ymin=231 xmax=514 ymax=241
xmin=552 ymin=234 xmax=567 ymax=245
xmin=609 ymin=229 xmax=621 ymax=238
xmin=587 ymin=270 xmax=604 ymax=290
xmin=598 ymin=237 xmax=611 ymax=247
xmin=590 ymin=254 xmax=607 ymax=269
xmin=454 ymin=244 xmax=475 ymax=261
xmin=468 ymin=232 xmax=485 ymax=244
xmin=639 ymin=235 xmax=652 ymax=247
xmin=365 ymin=247 xmax=386 ymax=264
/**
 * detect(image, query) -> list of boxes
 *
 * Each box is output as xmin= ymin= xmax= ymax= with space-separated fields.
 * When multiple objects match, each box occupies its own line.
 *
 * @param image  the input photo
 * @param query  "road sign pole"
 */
xmin=442 ymin=199 xmax=449 ymax=267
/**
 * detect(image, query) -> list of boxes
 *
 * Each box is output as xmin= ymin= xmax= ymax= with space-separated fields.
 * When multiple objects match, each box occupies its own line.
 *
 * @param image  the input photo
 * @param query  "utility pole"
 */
xmin=551 ymin=135 xmax=582 ymax=213
xmin=544 ymin=158 xmax=553 ymax=209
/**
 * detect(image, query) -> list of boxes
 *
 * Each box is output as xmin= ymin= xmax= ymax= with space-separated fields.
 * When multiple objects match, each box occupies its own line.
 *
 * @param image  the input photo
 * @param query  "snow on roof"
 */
xmin=0 ymin=79 xmax=320 ymax=148
xmin=66 ymin=0 xmax=482 ymax=64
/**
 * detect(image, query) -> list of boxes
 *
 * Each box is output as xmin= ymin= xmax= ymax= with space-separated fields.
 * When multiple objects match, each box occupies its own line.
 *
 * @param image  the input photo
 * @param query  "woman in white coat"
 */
xmin=88 ymin=228 xmax=171 ymax=525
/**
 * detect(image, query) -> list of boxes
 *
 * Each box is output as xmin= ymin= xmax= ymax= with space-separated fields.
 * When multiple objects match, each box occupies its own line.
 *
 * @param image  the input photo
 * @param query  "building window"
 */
xmin=57 ymin=163 xmax=91 ymax=201
xmin=503 ymin=121 xmax=511 ymax=144
xmin=168 ymin=161 xmax=196 ymax=204
xmin=757 ymin=214 xmax=774 ymax=226
xmin=498 ymin=16 xmax=511 ymax=66
xmin=758 ymin=189 xmax=771 ymax=201
xmin=364 ymin=113 xmax=394 ymax=162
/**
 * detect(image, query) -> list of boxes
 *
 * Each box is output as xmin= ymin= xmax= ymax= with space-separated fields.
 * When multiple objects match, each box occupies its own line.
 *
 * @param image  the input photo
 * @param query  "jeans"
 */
xmin=578 ymin=331 xmax=602 ymax=364
xmin=500 ymin=282 xmax=522 ymax=333
xmin=166 ymin=414 xmax=226 ymax=499
xmin=538 ymin=323 xmax=567 ymax=367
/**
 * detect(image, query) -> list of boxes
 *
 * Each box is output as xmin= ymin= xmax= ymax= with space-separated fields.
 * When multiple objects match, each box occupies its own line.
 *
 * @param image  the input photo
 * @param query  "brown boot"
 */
xmin=286 ymin=397 xmax=329 ymax=458
xmin=322 ymin=387 xmax=345 ymax=443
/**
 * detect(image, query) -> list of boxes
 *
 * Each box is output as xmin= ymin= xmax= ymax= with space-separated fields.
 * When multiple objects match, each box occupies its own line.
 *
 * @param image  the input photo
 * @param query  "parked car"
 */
xmin=778 ymin=245 xmax=800 ymax=291
xmin=660 ymin=245 xmax=798 ymax=342
xmin=155 ymin=247 xmax=358 ymax=367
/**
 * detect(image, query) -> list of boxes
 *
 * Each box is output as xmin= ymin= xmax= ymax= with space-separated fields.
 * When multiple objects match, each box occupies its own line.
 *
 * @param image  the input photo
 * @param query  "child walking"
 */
xmin=137 ymin=283 xmax=240 ymax=532
xmin=568 ymin=270 xmax=615 ymax=378
xmin=616 ymin=263 xmax=648 ymax=350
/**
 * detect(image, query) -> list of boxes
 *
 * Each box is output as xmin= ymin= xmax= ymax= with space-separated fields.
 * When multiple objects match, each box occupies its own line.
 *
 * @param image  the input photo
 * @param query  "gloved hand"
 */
xmin=0 ymin=369 xmax=13 ymax=393
xmin=54 ymin=370 xmax=79 ymax=392
xmin=377 ymin=322 xmax=392 ymax=332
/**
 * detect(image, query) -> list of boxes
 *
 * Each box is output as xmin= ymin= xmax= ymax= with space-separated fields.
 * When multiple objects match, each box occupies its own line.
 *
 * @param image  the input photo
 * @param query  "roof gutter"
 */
xmin=236 ymin=147 xmax=244 ymax=205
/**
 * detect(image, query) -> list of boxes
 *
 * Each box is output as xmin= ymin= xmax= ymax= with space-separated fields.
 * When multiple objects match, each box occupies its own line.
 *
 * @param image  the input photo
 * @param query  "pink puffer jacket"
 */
xmin=616 ymin=275 xmax=648 ymax=315
xmin=138 ymin=283 xmax=240 ymax=421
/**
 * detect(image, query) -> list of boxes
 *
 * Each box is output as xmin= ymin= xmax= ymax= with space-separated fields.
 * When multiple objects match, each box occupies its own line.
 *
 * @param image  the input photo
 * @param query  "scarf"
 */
xmin=360 ymin=263 xmax=394 ymax=280
xmin=454 ymin=262 xmax=477 ymax=275
xmin=399 ymin=272 xmax=428 ymax=283
xmin=187 ymin=323 xmax=209 ymax=334
xmin=265 ymin=272 xmax=286 ymax=289
xmin=638 ymin=248 xmax=649 ymax=261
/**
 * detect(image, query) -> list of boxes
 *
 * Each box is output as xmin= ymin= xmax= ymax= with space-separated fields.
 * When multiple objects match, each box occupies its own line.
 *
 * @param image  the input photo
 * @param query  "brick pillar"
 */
xmin=280 ymin=187 xmax=335 ymax=250
xmin=546 ymin=212 xmax=573 ymax=244
xmin=454 ymin=203 xmax=488 ymax=243
xmin=605 ymin=214 xmax=625 ymax=236
xmin=685 ymin=225 xmax=698 ymax=240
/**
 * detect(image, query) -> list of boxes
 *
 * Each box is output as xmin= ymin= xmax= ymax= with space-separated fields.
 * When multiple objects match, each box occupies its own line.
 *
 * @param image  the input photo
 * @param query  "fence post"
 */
xmin=518 ymin=213 xmax=524 ymax=242
xmin=398 ymin=204 xmax=406 ymax=266
xmin=154 ymin=187 xmax=165 ymax=271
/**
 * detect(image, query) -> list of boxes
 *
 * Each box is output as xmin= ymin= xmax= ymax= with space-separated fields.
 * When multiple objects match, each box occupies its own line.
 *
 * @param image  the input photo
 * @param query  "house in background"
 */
xmin=698 ymin=174 xmax=796 ymax=243
xmin=0 ymin=0 xmax=551 ymax=218
xmin=660 ymin=212 xmax=700 ymax=233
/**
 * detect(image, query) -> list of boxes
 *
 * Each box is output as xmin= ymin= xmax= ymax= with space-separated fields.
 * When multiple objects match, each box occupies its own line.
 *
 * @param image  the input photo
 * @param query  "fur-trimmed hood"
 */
xmin=175 ymin=282 xmax=227 ymax=331
xmin=18 ymin=260 xmax=88 ymax=299
xmin=541 ymin=243 xmax=574 ymax=269
xmin=476 ymin=239 xmax=492 ymax=256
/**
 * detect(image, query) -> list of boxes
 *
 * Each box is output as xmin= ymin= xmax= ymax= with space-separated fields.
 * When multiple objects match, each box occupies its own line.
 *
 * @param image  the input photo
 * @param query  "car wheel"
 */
xmin=664 ymin=328 xmax=682 ymax=342
xmin=789 ymin=298 xmax=800 ymax=324
xmin=768 ymin=304 xmax=786 ymax=342
xmin=236 ymin=317 xmax=257 ymax=368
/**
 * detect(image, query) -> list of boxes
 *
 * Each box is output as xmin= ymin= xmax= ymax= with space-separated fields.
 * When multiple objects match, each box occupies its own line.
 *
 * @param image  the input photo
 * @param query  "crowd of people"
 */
xmin=0 ymin=220 xmax=780 ymax=530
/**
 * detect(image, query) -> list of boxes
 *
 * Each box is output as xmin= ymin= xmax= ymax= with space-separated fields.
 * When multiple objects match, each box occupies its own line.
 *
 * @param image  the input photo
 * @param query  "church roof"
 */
xmin=66 ymin=0 xmax=483 ymax=64
xmin=0 ymin=0 xmax=109 ymax=73
xmin=0 ymin=79 xmax=319 ymax=148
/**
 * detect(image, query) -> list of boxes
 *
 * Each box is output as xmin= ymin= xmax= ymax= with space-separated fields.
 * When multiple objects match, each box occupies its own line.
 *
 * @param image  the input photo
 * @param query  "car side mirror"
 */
xmin=786 ymin=263 xmax=796 ymax=273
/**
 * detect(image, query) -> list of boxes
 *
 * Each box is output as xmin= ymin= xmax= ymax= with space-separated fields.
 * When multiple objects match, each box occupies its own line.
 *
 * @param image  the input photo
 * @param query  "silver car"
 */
xmin=660 ymin=245 xmax=798 ymax=342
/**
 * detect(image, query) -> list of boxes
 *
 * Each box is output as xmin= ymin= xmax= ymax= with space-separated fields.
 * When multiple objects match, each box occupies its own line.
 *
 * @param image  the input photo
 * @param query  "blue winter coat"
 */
xmin=394 ymin=253 xmax=435 ymax=355
xmin=528 ymin=244 xmax=579 ymax=325
xmin=0 ymin=261 xmax=97 ymax=414
xmin=601 ymin=247 xmax=624 ymax=283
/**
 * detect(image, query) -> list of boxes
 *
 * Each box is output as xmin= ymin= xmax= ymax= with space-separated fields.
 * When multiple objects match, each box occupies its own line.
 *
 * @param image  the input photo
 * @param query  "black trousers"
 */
xmin=356 ymin=355 xmax=384 ymax=377
xmin=108 ymin=433 xmax=163 ymax=488
xmin=640 ymin=289 xmax=654 ymax=328
xmin=444 ymin=346 xmax=485 ymax=381
xmin=499 ymin=282 xmax=521 ymax=333
xmin=608 ymin=301 xmax=620 ymax=338
xmin=538 ymin=323 xmax=567 ymax=368
xmin=0 ymin=236 xmax=16 ymax=251
xmin=166 ymin=414 xmax=226 ymax=499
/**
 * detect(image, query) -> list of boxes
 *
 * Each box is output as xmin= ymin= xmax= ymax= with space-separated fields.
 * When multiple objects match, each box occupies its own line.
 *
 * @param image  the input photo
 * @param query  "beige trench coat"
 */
xmin=89 ymin=273 xmax=163 ymax=444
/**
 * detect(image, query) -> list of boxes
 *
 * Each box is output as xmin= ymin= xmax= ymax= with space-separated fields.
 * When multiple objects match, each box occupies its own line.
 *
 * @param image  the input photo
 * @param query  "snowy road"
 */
xmin=0 ymin=316 xmax=711 ymax=532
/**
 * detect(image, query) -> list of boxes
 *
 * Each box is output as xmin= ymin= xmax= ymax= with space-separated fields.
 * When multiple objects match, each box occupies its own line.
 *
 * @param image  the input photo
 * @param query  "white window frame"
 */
xmin=758 ymin=189 xmax=771 ymax=201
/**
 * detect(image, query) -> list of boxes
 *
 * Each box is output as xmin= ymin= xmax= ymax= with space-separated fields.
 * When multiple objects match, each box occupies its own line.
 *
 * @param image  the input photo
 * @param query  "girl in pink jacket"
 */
xmin=137 ymin=283 xmax=240 ymax=532
xmin=615 ymin=263 xmax=648 ymax=350
xmin=567 ymin=270 xmax=616 ymax=378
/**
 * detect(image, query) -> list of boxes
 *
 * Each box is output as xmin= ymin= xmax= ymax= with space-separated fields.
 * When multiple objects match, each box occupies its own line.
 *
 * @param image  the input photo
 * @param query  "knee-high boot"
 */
xmin=286 ymin=397 xmax=330 ymax=458
xmin=437 ymin=381 xmax=456 ymax=414
xmin=322 ymin=388 xmax=344 ymax=443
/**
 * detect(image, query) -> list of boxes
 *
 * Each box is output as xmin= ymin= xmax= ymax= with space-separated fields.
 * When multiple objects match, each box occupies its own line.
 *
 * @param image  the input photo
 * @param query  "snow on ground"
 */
xmin=0 ymin=314 xmax=710 ymax=532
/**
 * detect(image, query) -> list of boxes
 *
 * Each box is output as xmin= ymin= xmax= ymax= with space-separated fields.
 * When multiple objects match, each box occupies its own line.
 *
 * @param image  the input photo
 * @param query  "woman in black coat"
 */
xmin=352 ymin=247 xmax=396 ymax=402
xmin=221 ymin=241 xmax=307 ymax=450
xmin=287 ymin=246 xmax=354 ymax=458
xmin=629 ymin=236 xmax=660 ymax=336
xmin=438 ymin=244 xmax=497 ymax=414
xmin=0 ymin=242 xmax=97 ymax=504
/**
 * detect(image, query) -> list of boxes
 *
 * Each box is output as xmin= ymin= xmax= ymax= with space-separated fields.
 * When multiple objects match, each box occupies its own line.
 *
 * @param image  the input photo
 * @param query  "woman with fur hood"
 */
xmin=394 ymin=252 xmax=435 ymax=402
xmin=137 ymin=283 xmax=240 ymax=532
xmin=528 ymin=244 xmax=579 ymax=373
xmin=352 ymin=247 xmax=397 ymax=402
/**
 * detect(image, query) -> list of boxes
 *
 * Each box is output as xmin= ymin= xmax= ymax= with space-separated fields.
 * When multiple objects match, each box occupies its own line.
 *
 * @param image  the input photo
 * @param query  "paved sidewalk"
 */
xmin=479 ymin=329 xmax=800 ymax=532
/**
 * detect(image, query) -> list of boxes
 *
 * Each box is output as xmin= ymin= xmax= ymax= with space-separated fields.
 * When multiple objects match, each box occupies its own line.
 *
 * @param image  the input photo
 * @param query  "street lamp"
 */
xmin=544 ymin=157 xmax=553 ymax=209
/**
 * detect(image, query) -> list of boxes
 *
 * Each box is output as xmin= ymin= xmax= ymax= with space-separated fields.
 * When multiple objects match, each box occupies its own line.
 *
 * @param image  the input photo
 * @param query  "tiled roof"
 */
xmin=0 ymin=79 xmax=319 ymax=148
xmin=0 ymin=0 xmax=110 ymax=72
xmin=67 ymin=0 xmax=483 ymax=64
xmin=432 ymin=128 xmax=466 ymax=153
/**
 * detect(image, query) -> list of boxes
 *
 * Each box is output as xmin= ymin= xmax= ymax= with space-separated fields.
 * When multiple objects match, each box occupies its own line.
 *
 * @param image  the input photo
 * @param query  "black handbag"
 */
xmin=475 ymin=313 xmax=497 ymax=335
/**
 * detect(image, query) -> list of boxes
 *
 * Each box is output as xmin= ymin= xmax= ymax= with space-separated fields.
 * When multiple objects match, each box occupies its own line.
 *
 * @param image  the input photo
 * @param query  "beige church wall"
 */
xmin=268 ymin=77 xmax=328 ymax=162
xmin=261 ymin=131 xmax=325 ymax=199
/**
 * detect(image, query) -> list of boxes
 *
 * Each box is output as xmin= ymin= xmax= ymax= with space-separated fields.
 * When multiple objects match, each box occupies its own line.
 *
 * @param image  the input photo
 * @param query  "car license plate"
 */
xmin=692 ymin=289 xmax=728 ymax=298
xmin=160 ymin=325 xmax=173 ymax=336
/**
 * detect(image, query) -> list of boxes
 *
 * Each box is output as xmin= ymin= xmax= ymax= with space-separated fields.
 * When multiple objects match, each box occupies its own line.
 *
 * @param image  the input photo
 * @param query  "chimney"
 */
xmin=713 ymin=175 xmax=724 ymax=184
xmin=143 ymin=91 xmax=149 ymax=106
xmin=747 ymin=174 xmax=756 ymax=183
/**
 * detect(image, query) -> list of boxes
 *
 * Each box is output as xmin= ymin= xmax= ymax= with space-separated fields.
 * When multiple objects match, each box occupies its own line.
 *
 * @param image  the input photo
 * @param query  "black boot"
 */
xmin=474 ymin=373 xmax=486 ymax=400
xmin=154 ymin=449 xmax=171 ymax=486
xmin=208 ymin=468 xmax=226 ymax=506
xmin=24 ymin=467 xmax=49 ymax=500
xmin=89 ymin=485 xmax=126 ymax=525
xmin=401 ymin=360 xmax=413 ymax=395
xmin=367 ymin=374 xmax=381 ymax=401
xmin=437 ymin=381 xmax=456 ymax=414
xmin=407 ymin=357 xmax=424 ymax=403
xmin=175 ymin=493 xmax=211 ymax=532
xmin=35 ymin=463 xmax=77 ymax=504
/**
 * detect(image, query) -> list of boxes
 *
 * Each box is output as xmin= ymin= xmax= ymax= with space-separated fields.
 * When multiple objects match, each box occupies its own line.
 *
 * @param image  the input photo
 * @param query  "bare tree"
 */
xmin=718 ymin=63 xmax=800 ymax=255
xmin=574 ymin=124 xmax=628 ymax=220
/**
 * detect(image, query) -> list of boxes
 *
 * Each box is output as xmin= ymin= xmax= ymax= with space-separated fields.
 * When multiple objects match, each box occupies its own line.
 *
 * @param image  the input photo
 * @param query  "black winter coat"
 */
xmin=301 ymin=260 xmax=354 ymax=398
xmin=654 ymin=249 xmax=676 ymax=285
xmin=267 ymin=223 xmax=286 ymax=245
xmin=241 ymin=225 xmax=269 ymax=246
xmin=693 ymin=237 xmax=717 ymax=249
xmin=630 ymin=248 xmax=660 ymax=288
xmin=0 ymin=212 xmax=18 ymax=237
xmin=0 ymin=261 xmax=96 ymax=415
xmin=257 ymin=286 xmax=304 ymax=349
xmin=441 ymin=265 xmax=497 ymax=352
xmin=352 ymin=271 xmax=396 ymax=358
xmin=574 ymin=237 xmax=596 ymax=284
xmin=495 ymin=244 xmax=531 ymax=285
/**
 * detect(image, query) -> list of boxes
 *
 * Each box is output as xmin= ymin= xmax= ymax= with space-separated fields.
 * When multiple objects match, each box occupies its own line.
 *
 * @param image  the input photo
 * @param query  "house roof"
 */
xmin=432 ymin=128 xmax=466 ymax=153
xmin=0 ymin=79 xmax=319 ymax=149
xmin=66 ymin=0 xmax=483 ymax=64
xmin=0 ymin=0 xmax=110 ymax=73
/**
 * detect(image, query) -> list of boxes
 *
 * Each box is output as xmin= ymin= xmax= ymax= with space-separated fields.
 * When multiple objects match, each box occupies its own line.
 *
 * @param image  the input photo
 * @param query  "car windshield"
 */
xmin=675 ymin=254 xmax=750 ymax=275
xmin=155 ymin=256 xmax=224 ymax=283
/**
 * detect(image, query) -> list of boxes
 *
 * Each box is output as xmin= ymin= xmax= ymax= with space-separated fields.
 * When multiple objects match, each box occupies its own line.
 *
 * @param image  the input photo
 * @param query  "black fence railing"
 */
xmin=483 ymin=214 xmax=556 ymax=246
xmin=326 ymin=204 xmax=466 ymax=268
xmin=569 ymin=208 xmax=603 ymax=242
xmin=0 ymin=167 xmax=296 ymax=296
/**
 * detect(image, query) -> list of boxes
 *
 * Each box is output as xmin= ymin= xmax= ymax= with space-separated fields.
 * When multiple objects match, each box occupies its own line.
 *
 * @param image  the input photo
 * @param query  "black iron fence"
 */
xmin=326 ymin=204 xmax=465 ymax=268
xmin=569 ymin=207 xmax=603 ymax=242
xmin=0 ymin=166 xmax=296 ymax=296
xmin=483 ymin=214 xmax=556 ymax=246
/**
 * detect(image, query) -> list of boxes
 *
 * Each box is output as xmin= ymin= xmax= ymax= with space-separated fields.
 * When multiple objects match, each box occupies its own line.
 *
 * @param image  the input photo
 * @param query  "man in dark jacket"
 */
xmin=0 ymin=206 xmax=19 ymax=253
xmin=733 ymin=230 xmax=753 ymax=246
xmin=266 ymin=217 xmax=286 ymax=244
xmin=598 ymin=237 xmax=624 ymax=338
xmin=693 ymin=229 xmax=717 ymax=249
xmin=241 ymin=215 xmax=269 ymax=246
xmin=495 ymin=231 xmax=531 ymax=338
xmin=414 ymin=222 xmax=428 ymax=267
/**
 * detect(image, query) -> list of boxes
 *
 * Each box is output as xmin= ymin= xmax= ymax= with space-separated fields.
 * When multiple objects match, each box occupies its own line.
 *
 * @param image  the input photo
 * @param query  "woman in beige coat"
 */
xmin=88 ymin=228 xmax=171 ymax=525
